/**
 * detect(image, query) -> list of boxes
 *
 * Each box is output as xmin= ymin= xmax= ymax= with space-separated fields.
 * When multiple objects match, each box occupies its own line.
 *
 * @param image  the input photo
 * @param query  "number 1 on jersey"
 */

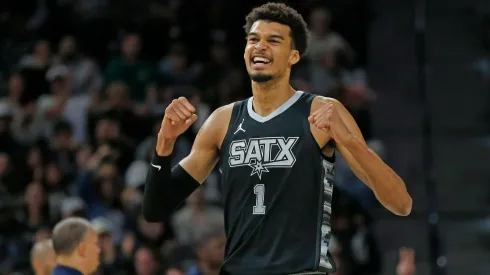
xmin=253 ymin=184 xmax=266 ymax=215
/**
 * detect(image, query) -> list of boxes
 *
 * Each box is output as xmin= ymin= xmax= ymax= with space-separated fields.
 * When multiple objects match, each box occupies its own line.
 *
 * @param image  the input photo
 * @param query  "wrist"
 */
xmin=156 ymin=135 xmax=176 ymax=156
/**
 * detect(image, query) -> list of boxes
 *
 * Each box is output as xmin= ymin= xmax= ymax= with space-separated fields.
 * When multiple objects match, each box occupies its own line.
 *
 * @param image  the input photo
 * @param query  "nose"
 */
xmin=254 ymin=40 xmax=267 ymax=52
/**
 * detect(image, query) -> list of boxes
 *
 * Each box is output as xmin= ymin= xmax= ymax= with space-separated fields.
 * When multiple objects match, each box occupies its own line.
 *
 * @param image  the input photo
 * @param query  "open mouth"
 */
xmin=251 ymin=56 xmax=272 ymax=69
xmin=252 ymin=56 xmax=272 ymax=64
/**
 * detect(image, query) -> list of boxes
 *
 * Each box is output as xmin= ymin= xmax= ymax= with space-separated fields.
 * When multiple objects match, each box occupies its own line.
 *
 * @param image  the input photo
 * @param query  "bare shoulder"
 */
xmin=310 ymin=96 xmax=341 ymax=113
xmin=198 ymin=102 xmax=235 ymax=149
xmin=210 ymin=102 xmax=235 ymax=123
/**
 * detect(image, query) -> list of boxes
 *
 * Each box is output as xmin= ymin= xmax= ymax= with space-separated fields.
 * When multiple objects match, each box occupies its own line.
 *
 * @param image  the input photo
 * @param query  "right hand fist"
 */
xmin=160 ymin=97 xmax=197 ymax=139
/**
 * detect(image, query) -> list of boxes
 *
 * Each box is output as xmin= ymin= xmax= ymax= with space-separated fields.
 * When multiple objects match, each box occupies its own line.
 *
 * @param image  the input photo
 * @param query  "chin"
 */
xmin=249 ymin=72 xmax=274 ymax=83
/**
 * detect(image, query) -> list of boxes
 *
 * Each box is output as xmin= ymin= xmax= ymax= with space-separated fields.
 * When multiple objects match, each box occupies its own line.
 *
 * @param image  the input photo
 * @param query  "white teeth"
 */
xmin=253 ymin=57 xmax=271 ymax=63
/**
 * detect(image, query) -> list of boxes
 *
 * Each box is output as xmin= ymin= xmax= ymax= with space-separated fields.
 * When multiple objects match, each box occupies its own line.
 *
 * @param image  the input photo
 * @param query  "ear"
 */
xmin=77 ymin=243 xmax=86 ymax=257
xmin=289 ymin=50 xmax=300 ymax=66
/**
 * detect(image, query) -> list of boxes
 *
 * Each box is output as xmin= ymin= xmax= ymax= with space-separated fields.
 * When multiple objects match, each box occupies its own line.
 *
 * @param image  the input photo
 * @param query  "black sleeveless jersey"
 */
xmin=218 ymin=91 xmax=337 ymax=275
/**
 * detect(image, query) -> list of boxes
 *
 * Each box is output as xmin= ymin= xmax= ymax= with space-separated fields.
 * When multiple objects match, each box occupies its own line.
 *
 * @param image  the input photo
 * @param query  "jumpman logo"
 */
xmin=234 ymin=119 xmax=246 ymax=135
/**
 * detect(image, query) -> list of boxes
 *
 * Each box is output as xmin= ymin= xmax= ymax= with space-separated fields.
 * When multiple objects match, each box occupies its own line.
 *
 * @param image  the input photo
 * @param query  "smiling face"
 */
xmin=244 ymin=20 xmax=300 ymax=83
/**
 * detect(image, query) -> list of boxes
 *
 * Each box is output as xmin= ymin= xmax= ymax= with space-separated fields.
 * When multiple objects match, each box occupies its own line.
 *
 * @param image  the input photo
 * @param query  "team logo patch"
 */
xmin=228 ymin=137 xmax=298 ymax=179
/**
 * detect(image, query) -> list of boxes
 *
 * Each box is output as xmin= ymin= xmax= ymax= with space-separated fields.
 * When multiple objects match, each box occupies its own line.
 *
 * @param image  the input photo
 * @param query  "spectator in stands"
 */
xmin=48 ymin=120 xmax=78 ymax=180
xmin=25 ymin=146 xmax=44 ymax=182
xmin=172 ymin=188 xmax=224 ymax=246
xmin=133 ymin=247 xmax=160 ymax=275
xmin=75 ymin=159 xmax=128 ymax=239
xmin=307 ymin=7 xmax=353 ymax=63
xmin=52 ymin=35 xmax=103 ymax=97
xmin=18 ymin=40 xmax=51 ymax=103
xmin=158 ymin=43 xmax=201 ymax=90
xmin=198 ymin=43 xmax=235 ymax=98
xmin=121 ymin=158 xmax=148 ymax=215
xmin=30 ymin=239 xmax=56 ymax=275
xmin=105 ymin=33 xmax=156 ymax=102
xmin=88 ymin=115 xmax=135 ymax=171
xmin=19 ymin=182 xmax=52 ymax=235
xmin=134 ymin=213 xmax=175 ymax=252
xmin=186 ymin=230 xmax=225 ymax=275
xmin=40 ymin=64 xmax=90 ymax=144
xmin=43 ymin=162 xmax=72 ymax=217
xmin=91 ymin=218 xmax=119 ymax=275
xmin=3 ymin=73 xmax=24 ymax=109
xmin=88 ymin=82 xmax=144 ymax=143
xmin=10 ymin=79 xmax=46 ymax=144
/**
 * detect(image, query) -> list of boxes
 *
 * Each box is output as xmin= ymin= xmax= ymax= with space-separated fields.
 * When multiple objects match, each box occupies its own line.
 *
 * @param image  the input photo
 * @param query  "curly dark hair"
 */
xmin=244 ymin=2 xmax=309 ymax=57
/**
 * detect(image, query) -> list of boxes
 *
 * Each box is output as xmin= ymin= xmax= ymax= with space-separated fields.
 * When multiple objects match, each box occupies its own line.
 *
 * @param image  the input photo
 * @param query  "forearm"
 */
xmin=343 ymin=136 xmax=412 ymax=216
xmin=142 ymin=152 xmax=200 ymax=221
xmin=156 ymin=135 xmax=176 ymax=156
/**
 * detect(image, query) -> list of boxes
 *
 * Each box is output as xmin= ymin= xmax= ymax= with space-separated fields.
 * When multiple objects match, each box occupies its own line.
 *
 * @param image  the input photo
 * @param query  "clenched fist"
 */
xmin=159 ymin=97 xmax=198 ymax=140
xmin=308 ymin=101 xmax=352 ymax=145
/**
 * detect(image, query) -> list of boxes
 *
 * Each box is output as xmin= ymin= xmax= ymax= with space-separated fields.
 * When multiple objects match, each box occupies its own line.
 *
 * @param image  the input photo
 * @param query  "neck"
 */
xmin=251 ymin=77 xmax=295 ymax=117
xmin=56 ymin=256 xmax=86 ymax=275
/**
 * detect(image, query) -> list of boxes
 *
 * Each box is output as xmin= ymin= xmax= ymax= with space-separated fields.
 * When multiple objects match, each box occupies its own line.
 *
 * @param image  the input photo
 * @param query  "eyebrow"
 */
xmin=247 ymin=32 xmax=285 ymax=40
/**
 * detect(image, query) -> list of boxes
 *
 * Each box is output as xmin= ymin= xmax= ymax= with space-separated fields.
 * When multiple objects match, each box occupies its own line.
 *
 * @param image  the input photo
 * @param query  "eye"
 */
xmin=269 ymin=40 xmax=280 ymax=44
xmin=248 ymin=37 xmax=258 ymax=43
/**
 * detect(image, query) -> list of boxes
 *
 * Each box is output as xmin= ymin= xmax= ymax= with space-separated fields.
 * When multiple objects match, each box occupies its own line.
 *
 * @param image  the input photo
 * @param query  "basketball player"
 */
xmin=143 ymin=3 xmax=412 ymax=275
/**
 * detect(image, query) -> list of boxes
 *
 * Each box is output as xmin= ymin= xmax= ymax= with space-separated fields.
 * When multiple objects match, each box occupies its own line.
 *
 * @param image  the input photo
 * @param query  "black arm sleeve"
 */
xmin=142 ymin=152 xmax=200 ymax=221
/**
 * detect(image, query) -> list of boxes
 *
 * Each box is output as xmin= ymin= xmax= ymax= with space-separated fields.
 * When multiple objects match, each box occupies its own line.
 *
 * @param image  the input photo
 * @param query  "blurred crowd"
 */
xmin=0 ymin=1 xmax=389 ymax=275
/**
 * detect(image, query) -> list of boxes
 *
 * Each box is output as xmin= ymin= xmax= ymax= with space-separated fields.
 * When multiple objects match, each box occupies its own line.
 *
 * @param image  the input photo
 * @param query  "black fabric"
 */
xmin=142 ymin=153 xmax=200 ymax=221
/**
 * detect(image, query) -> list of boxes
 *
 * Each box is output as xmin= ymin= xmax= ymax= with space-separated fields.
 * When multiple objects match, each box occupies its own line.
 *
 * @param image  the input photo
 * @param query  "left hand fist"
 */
xmin=308 ymin=101 xmax=352 ymax=144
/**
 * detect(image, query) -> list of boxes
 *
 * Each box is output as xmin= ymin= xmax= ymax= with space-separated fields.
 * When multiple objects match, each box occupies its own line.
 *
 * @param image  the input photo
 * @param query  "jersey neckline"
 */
xmin=247 ymin=90 xmax=304 ymax=123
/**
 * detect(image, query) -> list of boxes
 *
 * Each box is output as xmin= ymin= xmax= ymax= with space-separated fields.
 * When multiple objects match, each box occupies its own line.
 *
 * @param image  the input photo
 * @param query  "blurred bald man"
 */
xmin=52 ymin=217 xmax=101 ymax=275
xmin=31 ymin=239 xmax=56 ymax=275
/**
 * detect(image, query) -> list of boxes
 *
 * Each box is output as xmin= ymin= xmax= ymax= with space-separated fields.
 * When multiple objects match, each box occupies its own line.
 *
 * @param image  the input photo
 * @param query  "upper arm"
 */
xmin=331 ymin=99 xmax=367 ymax=145
xmin=179 ymin=103 xmax=233 ymax=184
